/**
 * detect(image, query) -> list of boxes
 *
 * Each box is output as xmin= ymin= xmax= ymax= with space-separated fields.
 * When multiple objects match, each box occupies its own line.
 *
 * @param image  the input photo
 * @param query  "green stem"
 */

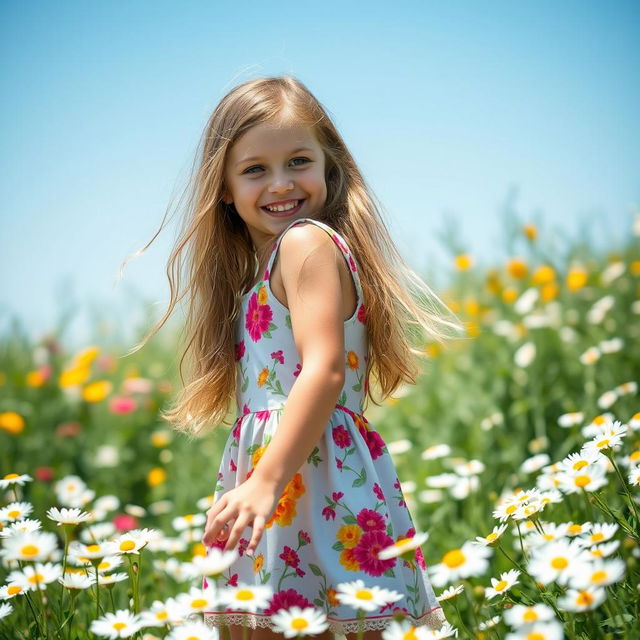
xmin=608 ymin=452 xmax=640 ymax=527
xmin=357 ymin=609 xmax=364 ymax=640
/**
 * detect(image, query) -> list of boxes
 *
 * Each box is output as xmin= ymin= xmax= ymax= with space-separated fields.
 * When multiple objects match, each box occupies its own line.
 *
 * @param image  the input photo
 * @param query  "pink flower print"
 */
xmin=298 ymin=530 xmax=311 ymax=545
xmin=358 ymin=424 xmax=385 ymax=460
xmin=393 ymin=606 xmax=410 ymax=617
xmin=229 ymin=458 xmax=237 ymax=472
xmin=293 ymin=362 xmax=302 ymax=377
xmin=415 ymin=546 xmax=427 ymax=570
xmin=332 ymin=424 xmax=351 ymax=449
xmin=232 ymin=421 xmax=242 ymax=443
xmin=227 ymin=573 xmax=238 ymax=586
xmin=295 ymin=567 xmax=306 ymax=577
xmin=238 ymin=538 xmax=249 ymax=557
xmin=322 ymin=505 xmax=336 ymax=521
xmin=357 ymin=303 xmax=367 ymax=324
xmin=279 ymin=546 xmax=300 ymax=568
xmin=335 ymin=457 xmax=343 ymax=470
xmin=357 ymin=508 xmax=386 ymax=532
xmin=271 ymin=350 xmax=284 ymax=364
xmin=245 ymin=292 xmax=273 ymax=342
xmin=348 ymin=254 xmax=357 ymax=272
xmin=265 ymin=589 xmax=313 ymax=615
xmin=394 ymin=478 xmax=401 ymax=490
xmin=352 ymin=529 xmax=396 ymax=577
xmin=332 ymin=491 xmax=344 ymax=502
xmin=242 ymin=404 xmax=251 ymax=416
xmin=333 ymin=235 xmax=348 ymax=253
xmin=373 ymin=482 xmax=385 ymax=501
xmin=255 ymin=410 xmax=271 ymax=424
xmin=235 ymin=340 xmax=245 ymax=361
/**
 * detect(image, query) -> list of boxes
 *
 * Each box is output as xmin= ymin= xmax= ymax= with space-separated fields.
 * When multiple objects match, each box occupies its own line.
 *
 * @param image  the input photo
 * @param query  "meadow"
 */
xmin=1 ymin=213 xmax=639 ymax=640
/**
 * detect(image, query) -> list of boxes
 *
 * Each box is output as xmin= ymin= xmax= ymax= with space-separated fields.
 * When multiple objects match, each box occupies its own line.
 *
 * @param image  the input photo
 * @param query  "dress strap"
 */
xmin=263 ymin=217 xmax=364 ymax=302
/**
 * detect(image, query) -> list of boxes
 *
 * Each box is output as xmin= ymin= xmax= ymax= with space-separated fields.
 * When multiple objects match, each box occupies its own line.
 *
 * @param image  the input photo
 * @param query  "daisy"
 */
xmin=452 ymin=459 xmax=485 ymax=476
xmin=503 ymin=603 xmax=555 ymax=627
xmin=216 ymin=583 xmax=273 ymax=612
xmin=80 ymin=522 xmax=116 ymax=543
xmin=583 ymin=420 xmax=628 ymax=454
xmin=90 ymin=609 xmax=142 ymax=638
xmin=558 ymin=465 xmax=608 ymax=494
xmin=95 ymin=572 xmax=129 ymax=586
xmin=382 ymin=619 xmax=429 ymax=640
xmin=528 ymin=539 xmax=592 ymax=586
xmin=111 ymin=528 xmax=157 ymax=555
xmin=68 ymin=540 xmax=118 ymax=562
xmin=492 ymin=499 xmax=521 ymax=522
xmin=0 ymin=519 xmax=42 ymax=538
xmin=378 ymin=531 xmax=429 ymax=560
xmin=576 ymin=523 xmax=618 ymax=547
xmin=505 ymin=620 xmax=563 ymax=640
xmin=628 ymin=466 xmax=640 ymax=486
xmin=472 ymin=523 xmax=508 ymax=547
xmin=91 ymin=555 xmax=124 ymax=574
xmin=425 ymin=474 xmax=458 ymax=489
xmin=485 ymin=569 xmax=520 ymax=599
xmin=477 ymin=615 xmax=501 ymax=631
xmin=335 ymin=579 xmax=403 ymax=612
xmin=557 ymin=586 xmax=606 ymax=612
xmin=420 ymin=444 xmax=451 ymax=460
xmin=139 ymin=599 xmax=176 ymax=627
xmin=166 ymin=621 xmax=217 ymax=640
xmin=93 ymin=495 xmax=120 ymax=513
xmin=525 ymin=523 xmax=569 ymax=547
xmin=423 ymin=622 xmax=458 ymax=638
xmin=512 ymin=499 xmax=546 ymax=521
xmin=0 ymin=602 xmax=13 ymax=619
xmin=428 ymin=541 xmax=492 ymax=587
xmin=0 ymin=474 xmax=33 ymax=490
xmin=560 ymin=449 xmax=605 ymax=473
xmin=172 ymin=513 xmax=206 ymax=531
xmin=563 ymin=522 xmax=592 ymax=537
xmin=387 ymin=439 xmax=411 ymax=455
xmin=54 ymin=475 xmax=88 ymax=506
xmin=558 ymin=412 xmax=584 ymax=428
xmin=0 ymin=502 xmax=34 ymax=523
xmin=59 ymin=572 xmax=93 ymax=589
xmin=7 ymin=562 xmax=62 ymax=591
xmin=436 ymin=584 xmax=464 ymax=602
xmin=597 ymin=390 xmax=618 ymax=410
xmin=3 ymin=531 xmax=58 ymax=562
xmin=615 ymin=381 xmax=637 ymax=396
xmin=520 ymin=454 xmax=550 ymax=474
xmin=172 ymin=585 xmax=217 ymax=616
xmin=579 ymin=346 xmax=600 ymax=365
xmin=0 ymin=583 xmax=25 ymax=599
xmin=629 ymin=412 xmax=640 ymax=431
xmin=271 ymin=606 xmax=330 ymax=638
xmin=46 ymin=507 xmax=92 ymax=526
xmin=568 ymin=557 xmax=625 ymax=589
xmin=191 ymin=547 xmax=238 ymax=576
xmin=538 ymin=489 xmax=563 ymax=506
xmin=586 ymin=541 xmax=620 ymax=559
xmin=418 ymin=490 xmax=444 ymax=504
xmin=599 ymin=337 xmax=623 ymax=354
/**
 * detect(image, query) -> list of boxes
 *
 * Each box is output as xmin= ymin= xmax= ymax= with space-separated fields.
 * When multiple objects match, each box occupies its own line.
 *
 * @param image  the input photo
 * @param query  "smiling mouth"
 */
xmin=261 ymin=199 xmax=305 ymax=215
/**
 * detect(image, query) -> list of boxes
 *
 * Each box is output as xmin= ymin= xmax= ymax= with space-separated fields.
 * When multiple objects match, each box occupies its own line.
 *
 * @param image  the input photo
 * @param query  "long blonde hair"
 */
xmin=123 ymin=75 xmax=464 ymax=439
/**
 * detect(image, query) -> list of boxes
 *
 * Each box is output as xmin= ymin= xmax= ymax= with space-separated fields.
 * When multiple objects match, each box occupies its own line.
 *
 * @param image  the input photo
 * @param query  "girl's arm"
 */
xmin=202 ymin=224 xmax=350 ymax=554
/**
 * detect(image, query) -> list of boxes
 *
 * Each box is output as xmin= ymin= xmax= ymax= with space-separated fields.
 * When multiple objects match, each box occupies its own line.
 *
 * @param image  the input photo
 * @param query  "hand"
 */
xmin=202 ymin=474 xmax=281 ymax=555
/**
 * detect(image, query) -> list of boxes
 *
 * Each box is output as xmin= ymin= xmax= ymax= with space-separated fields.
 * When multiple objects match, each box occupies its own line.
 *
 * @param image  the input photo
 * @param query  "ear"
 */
xmin=221 ymin=188 xmax=233 ymax=205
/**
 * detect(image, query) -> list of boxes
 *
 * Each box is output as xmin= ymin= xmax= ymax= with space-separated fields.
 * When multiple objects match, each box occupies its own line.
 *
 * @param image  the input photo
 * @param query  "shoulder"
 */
xmin=278 ymin=222 xmax=342 ymax=273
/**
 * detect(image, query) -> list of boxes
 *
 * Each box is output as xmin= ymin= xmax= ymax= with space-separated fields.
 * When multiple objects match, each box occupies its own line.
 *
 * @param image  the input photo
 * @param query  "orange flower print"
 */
xmin=257 ymin=368 xmax=269 ymax=387
xmin=337 ymin=524 xmax=362 ymax=549
xmin=251 ymin=444 xmax=267 ymax=468
xmin=339 ymin=547 xmax=360 ymax=571
xmin=258 ymin=284 xmax=268 ymax=306
xmin=326 ymin=587 xmax=340 ymax=607
xmin=253 ymin=553 xmax=264 ymax=573
xmin=285 ymin=472 xmax=305 ymax=499
xmin=266 ymin=493 xmax=297 ymax=529
xmin=346 ymin=351 xmax=359 ymax=370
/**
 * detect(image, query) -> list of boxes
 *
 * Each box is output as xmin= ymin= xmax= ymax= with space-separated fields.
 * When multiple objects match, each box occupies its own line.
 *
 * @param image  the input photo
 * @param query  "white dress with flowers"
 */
xmin=203 ymin=218 xmax=446 ymax=634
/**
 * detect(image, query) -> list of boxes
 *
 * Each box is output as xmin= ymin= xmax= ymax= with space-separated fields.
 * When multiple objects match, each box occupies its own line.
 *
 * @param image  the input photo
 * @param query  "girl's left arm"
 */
xmin=202 ymin=225 xmax=349 ymax=554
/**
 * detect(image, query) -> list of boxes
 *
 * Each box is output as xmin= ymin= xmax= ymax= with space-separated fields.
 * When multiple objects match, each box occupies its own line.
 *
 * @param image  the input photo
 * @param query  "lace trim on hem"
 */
xmin=203 ymin=606 xmax=447 ymax=634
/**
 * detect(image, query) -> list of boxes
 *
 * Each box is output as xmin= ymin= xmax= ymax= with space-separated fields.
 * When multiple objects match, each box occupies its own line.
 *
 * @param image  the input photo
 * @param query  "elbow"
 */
xmin=302 ymin=361 xmax=345 ymax=389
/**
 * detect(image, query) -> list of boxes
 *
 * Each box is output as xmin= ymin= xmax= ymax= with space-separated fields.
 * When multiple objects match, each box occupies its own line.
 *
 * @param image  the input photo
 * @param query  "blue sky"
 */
xmin=1 ymin=0 xmax=638 ymax=349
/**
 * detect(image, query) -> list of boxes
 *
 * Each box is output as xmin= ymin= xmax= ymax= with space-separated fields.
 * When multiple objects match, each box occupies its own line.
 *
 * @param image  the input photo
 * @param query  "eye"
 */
xmin=243 ymin=165 xmax=263 ymax=175
xmin=290 ymin=157 xmax=310 ymax=166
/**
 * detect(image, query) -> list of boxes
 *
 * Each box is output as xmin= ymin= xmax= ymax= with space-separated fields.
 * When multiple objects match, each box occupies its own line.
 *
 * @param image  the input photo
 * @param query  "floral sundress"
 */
xmin=203 ymin=217 xmax=446 ymax=634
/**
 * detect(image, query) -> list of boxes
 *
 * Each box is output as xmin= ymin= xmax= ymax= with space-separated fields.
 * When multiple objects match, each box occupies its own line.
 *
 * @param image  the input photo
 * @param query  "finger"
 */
xmin=223 ymin=512 xmax=252 ymax=552
xmin=245 ymin=515 xmax=265 ymax=557
xmin=204 ymin=505 xmax=236 ymax=545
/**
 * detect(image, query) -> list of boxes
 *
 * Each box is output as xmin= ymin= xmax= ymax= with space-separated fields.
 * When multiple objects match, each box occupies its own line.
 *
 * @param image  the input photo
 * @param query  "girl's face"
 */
xmin=223 ymin=119 xmax=328 ymax=253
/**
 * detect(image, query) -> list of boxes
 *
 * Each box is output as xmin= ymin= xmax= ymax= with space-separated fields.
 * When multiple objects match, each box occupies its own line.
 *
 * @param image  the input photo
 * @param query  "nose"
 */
xmin=268 ymin=173 xmax=294 ymax=194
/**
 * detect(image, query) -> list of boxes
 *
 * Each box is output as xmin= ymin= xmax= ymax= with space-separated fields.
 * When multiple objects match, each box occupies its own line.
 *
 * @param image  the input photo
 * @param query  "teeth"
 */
xmin=265 ymin=200 xmax=299 ymax=212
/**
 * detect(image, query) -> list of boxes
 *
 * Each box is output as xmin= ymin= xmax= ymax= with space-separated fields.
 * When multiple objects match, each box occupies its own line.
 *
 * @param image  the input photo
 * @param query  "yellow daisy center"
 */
xmin=394 ymin=538 xmax=411 ymax=548
xmin=4 ymin=474 xmax=19 ymax=480
xmin=156 ymin=611 xmax=168 ymax=620
xmin=506 ymin=504 xmax=517 ymax=514
xmin=591 ymin=570 xmax=607 ymax=584
xmin=572 ymin=460 xmax=588 ymax=470
xmin=575 ymin=475 xmax=590 ymax=487
xmin=567 ymin=524 xmax=582 ymax=534
xmin=8 ymin=510 xmax=20 ymax=519
xmin=236 ymin=590 xmax=254 ymax=601
xmin=486 ymin=532 xmax=498 ymax=542
xmin=526 ymin=633 xmax=545 ymax=640
xmin=291 ymin=618 xmax=309 ymax=630
xmin=596 ymin=439 xmax=610 ymax=449
xmin=577 ymin=591 xmax=594 ymax=606
xmin=120 ymin=540 xmax=136 ymax=551
xmin=191 ymin=598 xmax=207 ymax=608
xmin=592 ymin=532 xmax=605 ymax=542
xmin=21 ymin=544 xmax=39 ymax=557
xmin=443 ymin=549 xmax=465 ymax=568
xmin=551 ymin=556 xmax=568 ymax=570
xmin=113 ymin=622 xmax=127 ymax=630
xmin=8 ymin=585 xmax=22 ymax=595
xmin=403 ymin=629 xmax=419 ymax=640
xmin=495 ymin=580 xmax=508 ymax=591
xmin=355 ymin=589 xmax=374 ymax=600
xmin=522 ymin=609 xmax=538 ymax=622
xmin=28 ymin=573 xmax=44 ymax=584
xmin=87 ymin=544 xmax=101 ymax=552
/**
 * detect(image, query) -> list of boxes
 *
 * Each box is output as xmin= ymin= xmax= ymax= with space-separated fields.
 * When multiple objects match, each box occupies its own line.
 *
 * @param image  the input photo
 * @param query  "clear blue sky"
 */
xmin=1 ymin=0 xmax=638 ymax=350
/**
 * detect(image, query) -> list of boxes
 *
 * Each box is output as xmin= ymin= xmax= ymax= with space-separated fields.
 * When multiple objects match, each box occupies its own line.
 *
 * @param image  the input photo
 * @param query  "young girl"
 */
xmin=140 ymin=75 xmax=463 ymax=638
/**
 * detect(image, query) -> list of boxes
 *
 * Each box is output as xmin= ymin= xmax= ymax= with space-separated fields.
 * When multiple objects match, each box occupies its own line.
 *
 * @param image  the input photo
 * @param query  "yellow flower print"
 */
xmin=257 ymin=368 xmax=269 ymax=387
xmin=326 ymin=587 xmax=340 ymax=606
xmin=336 ymin=525 xmax=361 ymax=549
xmin=252 ymin=444 xmax=267 ymax=469
xmin=339 ymin=547 xmax=360 ymax=572
xmin=285 ymin=472 xmax=305 ymax=499
xmin=258 ymin=284 xmax=268 ymax=305
xmin=265 ymin=472 xmax=305 ymax=529
xmin=253 ymin=553 xmax=264 ymax=573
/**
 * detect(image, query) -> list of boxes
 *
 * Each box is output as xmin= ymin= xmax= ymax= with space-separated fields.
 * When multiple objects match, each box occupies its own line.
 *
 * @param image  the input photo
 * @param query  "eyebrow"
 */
xmin=235 ymin=147 xmax=315 ymax=167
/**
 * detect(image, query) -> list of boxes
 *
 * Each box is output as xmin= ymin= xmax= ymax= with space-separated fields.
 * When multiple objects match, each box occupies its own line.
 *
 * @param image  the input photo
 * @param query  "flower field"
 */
xmin=1 ymin=214 xmax=639 ymax=639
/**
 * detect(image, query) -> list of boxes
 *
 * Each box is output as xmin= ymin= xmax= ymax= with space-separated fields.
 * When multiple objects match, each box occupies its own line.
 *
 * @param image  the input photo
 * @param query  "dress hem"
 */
xmin=202 ymin=605 xmax=447 ymax=634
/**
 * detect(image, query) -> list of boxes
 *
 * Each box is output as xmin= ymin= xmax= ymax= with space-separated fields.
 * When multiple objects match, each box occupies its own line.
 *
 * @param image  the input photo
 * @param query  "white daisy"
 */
xmin=172 ymin=513 xmax=206 ymax=531
xmin=424 ymin=622 xmax=458 ymax=638
xmin=628 ymin=466 xmax=640 ymax=486
xmin=0 ymin=519 xmax=42 ymax=538
xmin=111 ymin=529 xmax=157 ymax=555
xmin=2 ymin=531 xmax=58 ymax=562
xmin=505 ymin=620 xmax=563 ymax=640
xmin=139 ymin=599 xmax=175 ymax=627
xmin=428 ymin=541 xmax=492 ymax=587
xmin=597 ymin=390 xmax=618 ymax=409
xmin=89 ymin=608 xmax=142 ymax=638
xmin=558 ymin=412 xmax=584 ymax=428
xmin=59 ymin=572 xmax=93 ymax=589
xmin=576 ymin=523 xmax=618 ymax=547
xmin=472 ymin=523 xmax=508 ymax=547
xmin=0 ymin=474 xmax=33 ymax=490
xmin=560 ymin=449 xmax=605 ymax=473
xmin=54 ymin=475 xmax=87 ymax=507
xmin=528 ymin=539 xmax=592 ymax=586
xmin=7 ymin=562 xmax=62 ymax=591
xmin=629 ymin=412 xmax=640 ymax=431
xmin=485 ymin=569 xmax=520 ymax=599
xmin=95 ymin=572 xmax=129 ymax=586
xmin=0 ymin=601 xmax=13 ymax=619
xmin=615 ymin=381 xmax=637 ymax=396
xmin=418 ymin=490 xmax=444 ymax=504
xmin=436 ymin=584 xmax=464 ymax=602
xmin=503 ymin=602 xmax=555 ymax=627
xmin=477 ymin=614 xmax=501 ymax=630
xmin=421 ymin=444 xmax=451 ymax=460
xmin=93 ymin=495 xmax=120 ymax=513
xmin=378 ymin=532 xmax=429 ymax=560
xmin=599 ymin=337 xmax=623 ymax=353
xmin=0 ymin=502 xmax=34 ymax=523
xmin=172 ymin=586 xmax=217 ymax=616
xmin=216 ymin=583 xmax=273 ymax=612
xmin=568 ymin=557 xmax=625 ymax=589
xmin=579 ymin=346 xmax=600 ymax=365
xmin=583 ymin=420 xmax=628 ymax=454
xmin=387 ymin=439 xmax=412 ymax=455
xmin=271 ymin=606 xmax=330 ymax=638
xmin=557 ymin=586 xmax=606 ymax=612
xmin=452 ymin=459 xmax=485 ymax=476
xmin=563 ymin=522 xmax=592 ymax=537
xmin=538 ymin=489 xmax=563 ymax=506
xmin=191 ymin=547 xmax=238 ymax=576
xmin=92 ymin=555 xmax=124 ymax=574
xmin=69 ymin=540 xmax=118 ymax=562
xmin=0 ymin=582 xmax=25 ymax=599
xmin=382 ymin=619 xmax=429 ymax=640
xmin=425 ymin=474 xmax=458 ymax=489
xmin=525 ymin=523 xmax=568 ymax=547
xmin=46 ymin=507 xmax=92 ymax=526
xmin=586 ymin=541 xmax=620 ymax=559
xmin=558 ymin=465 xmax=608 ymax=494
xmin=520 ymin=454 xmax=550 ymax=474
xmin=123 ymin=504 xmax=146 ymax=518
xmin=80 ymin=522 xmax=116 ymax=544
xmin=335 ymin=579 xmax=403 ymax=612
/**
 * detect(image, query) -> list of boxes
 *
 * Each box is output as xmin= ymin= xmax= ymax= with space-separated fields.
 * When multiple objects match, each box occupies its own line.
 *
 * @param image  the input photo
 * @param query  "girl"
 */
xmin=135 ymin=75 xmax=463 ymax=638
